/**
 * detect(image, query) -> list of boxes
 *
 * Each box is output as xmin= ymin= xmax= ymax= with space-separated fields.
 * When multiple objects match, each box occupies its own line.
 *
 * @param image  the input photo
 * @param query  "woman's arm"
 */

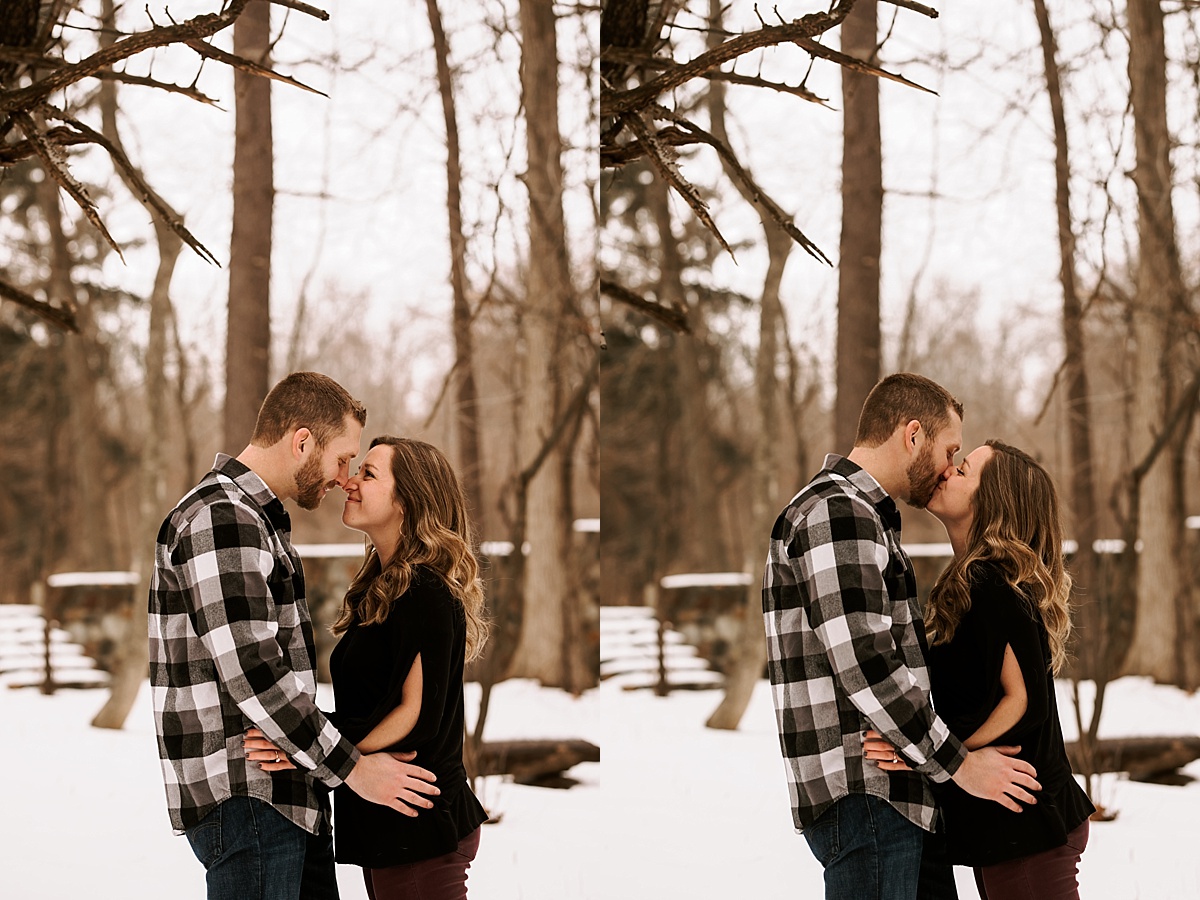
xmin=961 ymin=643 xmax=1027 ymax=750
xmin=355 ymin=654 xmax=424 ymax=753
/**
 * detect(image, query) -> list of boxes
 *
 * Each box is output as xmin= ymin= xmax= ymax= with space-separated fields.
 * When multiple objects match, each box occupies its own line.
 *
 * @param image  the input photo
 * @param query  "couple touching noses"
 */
xmin=765 ymin=373 xmax=1092 ymax=900
xmin=150 ymin=372 xmax=486 ymax=900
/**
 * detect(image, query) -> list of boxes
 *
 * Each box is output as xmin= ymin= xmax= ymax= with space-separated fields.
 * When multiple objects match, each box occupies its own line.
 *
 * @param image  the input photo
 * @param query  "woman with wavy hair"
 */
xmin=250 ymin=436 xmax=489 ymax=899
xmin=867 ymin=440 xmax=1093 ymax=899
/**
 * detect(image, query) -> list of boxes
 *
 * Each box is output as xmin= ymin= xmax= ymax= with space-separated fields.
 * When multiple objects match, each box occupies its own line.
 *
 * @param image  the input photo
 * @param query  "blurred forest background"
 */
xmin=1 ymin=0 xmax=599 ymax=730
xmin=600 ymin=0 xmax=1200 ymax=734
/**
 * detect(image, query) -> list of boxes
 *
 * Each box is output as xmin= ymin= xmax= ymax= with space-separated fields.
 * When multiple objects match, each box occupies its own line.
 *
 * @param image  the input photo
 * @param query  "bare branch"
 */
xmin=13 ymin=110 xmax=125 ymax=261
xmin=600 ymin=47 xmax=831 ymax=105
xmin=879 ymin=0 xmax=939 ymax=18
xmin=185 ymin=39 xmax=328 ymax=97
xmin=622 ymin=111 xmax=734 ymax=257
xmin=256 ymin=0 xmax=331 ymax=19
xmin=793 ymin=37 xmax=936 ymax=95
xmin=601 ymin=3 xmax=856 ymax=118
xmin=0 ymin=274 xmax=78 ymax=332
xmin=45 ymin=108 xmax=221 ymax=264
xmin=0 ymin=0 xmax=253 ymax=115
xmin=647 ymin=108 xmax=832 ymax=264
xmin=600 ymin=278 xmax=691 ymax=333
xmin=92 ymin=71 xmax=221 ymax=106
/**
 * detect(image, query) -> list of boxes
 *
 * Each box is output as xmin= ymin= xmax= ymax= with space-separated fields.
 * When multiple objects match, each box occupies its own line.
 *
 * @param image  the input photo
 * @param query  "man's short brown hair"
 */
xmin=854 ymin=373 xmax=963 ymax=448
xmin=250 ymin=372 xmax=366 ymax=448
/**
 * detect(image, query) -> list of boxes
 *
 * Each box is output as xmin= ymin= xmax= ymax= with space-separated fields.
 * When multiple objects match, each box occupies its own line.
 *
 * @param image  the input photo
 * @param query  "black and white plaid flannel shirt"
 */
xmin=763 ymin=454 xmax=967 ymax=833
xmin=149 ymin=453 xmax=360 ymax=835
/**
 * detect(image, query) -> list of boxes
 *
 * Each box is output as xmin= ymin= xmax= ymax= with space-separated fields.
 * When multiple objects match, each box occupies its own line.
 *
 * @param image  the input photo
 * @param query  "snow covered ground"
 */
xmin=1 ymin=680 xmax=602 ymax=899
xmin=4 ymin=674 xmax=1199 ymax=898
xmin=598 ymin=676 xmax=1200 ymax=899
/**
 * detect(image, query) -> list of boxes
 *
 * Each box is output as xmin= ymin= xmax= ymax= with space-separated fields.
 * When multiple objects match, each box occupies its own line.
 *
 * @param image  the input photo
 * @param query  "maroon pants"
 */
xmin=974 ymin=820 xmax=1089 ymax=900
xmin=362 ymin=828 xmax=481 ymax=900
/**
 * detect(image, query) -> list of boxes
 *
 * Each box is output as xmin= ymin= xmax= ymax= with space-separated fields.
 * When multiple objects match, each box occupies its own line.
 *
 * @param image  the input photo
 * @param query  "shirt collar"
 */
xmin=211 ymin=453 xmax=291 ymax=531
xmin=820 ymin=453 xmax=903 ymax=534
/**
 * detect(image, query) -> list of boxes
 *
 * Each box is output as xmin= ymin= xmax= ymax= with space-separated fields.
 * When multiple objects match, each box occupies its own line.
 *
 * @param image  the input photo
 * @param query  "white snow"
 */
xmin=4 ymin=675 xmax=1200 ymax=898
xmin=1 ymin=680 xmax=601 ymax=899
xmin=595 ymin=677 xmax=1200 ymax=900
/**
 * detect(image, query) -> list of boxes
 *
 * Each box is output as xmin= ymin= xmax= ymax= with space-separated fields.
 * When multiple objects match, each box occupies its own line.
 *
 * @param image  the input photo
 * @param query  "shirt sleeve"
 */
xmin=393 ymin=584 xmax=458 ymax=750
xmin=987 ymin=582 xmax=1051 ymax=741
xmin=792 ymin=494 xmax=966 ymax=781
xmin=173 ymin=498 xmax=360 ymax=786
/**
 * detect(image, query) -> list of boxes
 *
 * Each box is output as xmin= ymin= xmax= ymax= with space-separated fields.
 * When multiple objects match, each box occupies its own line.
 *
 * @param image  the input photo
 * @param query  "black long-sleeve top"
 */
xmin=926 ymin=563 xmax=1093 ymax=867
xmin=330 ymin=566 xmax=487 ymax=867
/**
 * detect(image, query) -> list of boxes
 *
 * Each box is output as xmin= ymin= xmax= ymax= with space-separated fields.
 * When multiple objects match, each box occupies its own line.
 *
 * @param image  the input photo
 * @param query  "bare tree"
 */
xmin=834 ymin=0 xmax=882 ymax=453
xmin=424 ymin=0 xmax=483 ymax=517
xmin=0 ymin=0 xmax=328 ymax=332
xmin=223 ymin=2 xmax=275 ymax=448
xmin=90 ymin=0 xmax=183 ymax=730
xmin=600 ymin=0 xmax=938 ymax=326
xmin=704 ymin=0 xmax=792 ymax=730
xmin=1121 ymin=0 xmax=1195 ymax=685
xmin=1029 ymin=0 xmax=1106 ymax=797
xmin=505 ymin=0 xmax=592 ymax=691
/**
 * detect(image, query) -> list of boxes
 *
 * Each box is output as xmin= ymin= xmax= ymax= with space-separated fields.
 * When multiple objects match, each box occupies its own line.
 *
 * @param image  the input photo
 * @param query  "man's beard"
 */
xmin=906 ymin=442 xmax=940 ymax=509
xmin=294 ymin=452 xmax=332 ymax=510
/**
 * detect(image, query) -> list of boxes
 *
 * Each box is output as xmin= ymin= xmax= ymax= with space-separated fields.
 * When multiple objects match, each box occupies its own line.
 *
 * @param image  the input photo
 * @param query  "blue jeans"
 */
xmin=184 ymin=797 xmax=308 ymax=900
xmin=301 ymin=829 xmax=341 ymax=900
xmin=803 ymin=794 xmax=924 ymax=900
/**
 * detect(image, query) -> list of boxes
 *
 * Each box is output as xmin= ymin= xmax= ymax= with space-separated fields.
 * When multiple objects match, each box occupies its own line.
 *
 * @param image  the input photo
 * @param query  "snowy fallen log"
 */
xmin=475 ymin=739 xmax=600 ymax=788
xmin=1064 ymin=735 xmax=1200 ymax=782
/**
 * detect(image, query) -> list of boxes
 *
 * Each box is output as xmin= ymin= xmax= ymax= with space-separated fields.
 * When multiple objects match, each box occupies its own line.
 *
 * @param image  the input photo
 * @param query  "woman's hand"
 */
xmin=243 ymin=727 xmax=297 ymax=772
xmin=862 ymin=729 xmax=912 ymax=772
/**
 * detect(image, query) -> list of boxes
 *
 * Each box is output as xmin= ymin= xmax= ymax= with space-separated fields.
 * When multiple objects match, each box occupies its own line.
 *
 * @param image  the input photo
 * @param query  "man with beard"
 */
xmin=763 ymin=373 xmax=1041 ymax=900
xmin=150 ymin=372 xmax=440 ymax=900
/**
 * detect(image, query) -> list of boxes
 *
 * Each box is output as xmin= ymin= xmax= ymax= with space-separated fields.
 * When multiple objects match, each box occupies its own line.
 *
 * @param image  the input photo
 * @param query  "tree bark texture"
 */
xmin=1122 ymin=0 xmax=1192 ymax=684
xmin=834 ymin=0 xmax=882 ymax=454
xmin=1031 ymin=0 xmax=1102 ymax=679
xmin=223 ymin=2 xmax=273 ymax=451
xmin=425 ymin=0 xmax=483 ymax=518
xmin=506 ymin=0 xmax=578 ymax=688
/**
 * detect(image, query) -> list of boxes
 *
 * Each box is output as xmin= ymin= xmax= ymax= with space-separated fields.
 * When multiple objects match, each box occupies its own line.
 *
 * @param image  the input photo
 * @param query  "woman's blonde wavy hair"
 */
xmin=926 ymin=440 xmax=1072 ymax=675
xmin=331 ymin=436 xmax=489 ymax=662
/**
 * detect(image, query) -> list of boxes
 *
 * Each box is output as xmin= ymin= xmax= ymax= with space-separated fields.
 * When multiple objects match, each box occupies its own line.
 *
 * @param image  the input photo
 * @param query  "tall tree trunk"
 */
xmin=506 ymin=0 xmax=578 ymax=688
xmin=1031 ymin=0 xmax=1107 ymax=796
xmin=92 ymin=0 xmax=181 ymax=728
xmin=834 ymin=0 xmax=882 ymax=453
xmin=1122 ymin=0 xmax=1190 ymax=683
xmin=40 ymin=182 xmax=113 ymax=572
xmin=646 ymin=177 xmax=725 ymax=573
xmin=706 ymin=235 xmax=788 ymax=730
xmin=705 ymin=0 xmax=791 ymax=729
xmin=1032 ymin=0 xmax=1100 ymax=674
xmin=224 ymin=3 xmax=274 ymax=450
xmin=425 ymin=0 xmax=483 ymax=517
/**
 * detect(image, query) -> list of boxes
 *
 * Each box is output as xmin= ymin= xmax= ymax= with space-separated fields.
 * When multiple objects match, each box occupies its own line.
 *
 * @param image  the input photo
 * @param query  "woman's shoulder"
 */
xmin=966 ymin=561 xmax=1038 ymax=622
xmin=402 ymin=566 xmax=459 ymax=615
